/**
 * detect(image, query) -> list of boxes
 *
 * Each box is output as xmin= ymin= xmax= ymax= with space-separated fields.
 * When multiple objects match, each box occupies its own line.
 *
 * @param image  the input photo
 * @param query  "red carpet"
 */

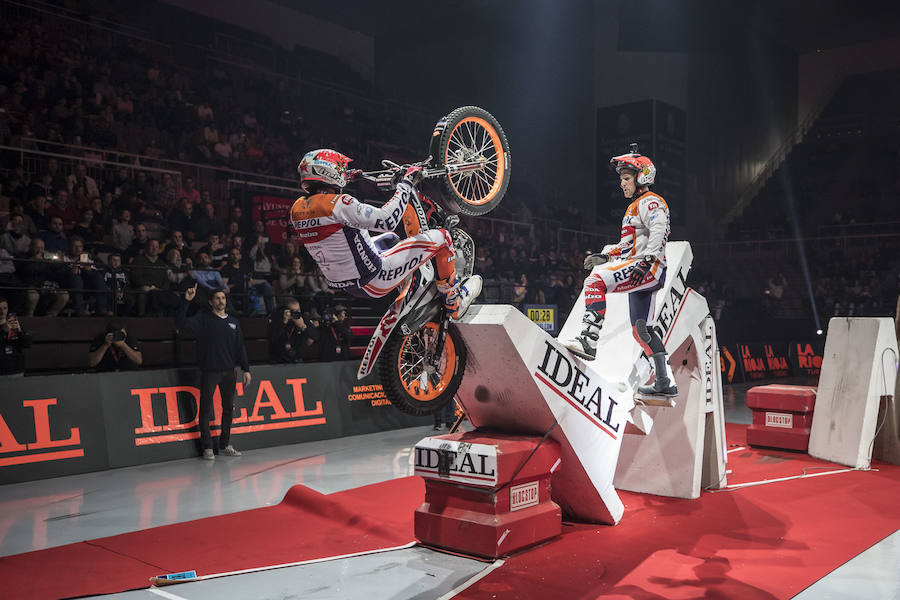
xmin=0 ymin=477 xmax=422 ymax=600
xmin=457 ymin=424 xmax=900 ymax=600
xmin=3 ymin=425 xmax=900 ymax=600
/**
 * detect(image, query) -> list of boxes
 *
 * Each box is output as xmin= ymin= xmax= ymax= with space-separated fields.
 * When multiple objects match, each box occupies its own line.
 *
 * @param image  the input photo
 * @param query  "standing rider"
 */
xmin=289 ymin=149 xmax=482 ymax=319
xmin=563 ymin=146 xmax=677 ymax=397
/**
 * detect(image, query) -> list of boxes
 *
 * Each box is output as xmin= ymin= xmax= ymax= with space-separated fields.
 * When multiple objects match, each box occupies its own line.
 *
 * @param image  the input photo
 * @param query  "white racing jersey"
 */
xmin=602 ymin=191 xmax=671 ymax=265
xmin=288 ymin=182 xmax=415 ymax=288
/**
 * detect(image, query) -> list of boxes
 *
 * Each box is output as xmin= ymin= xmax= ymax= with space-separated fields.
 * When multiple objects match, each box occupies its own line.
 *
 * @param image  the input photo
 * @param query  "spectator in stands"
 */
xmin=25 ymin=194 xmax=49 ymax=233
xmin=512 ymin=274 xmax=528 ymax=306
xmin=248 ymin=229 xmax=274 ymax=280
xmin=0 ymin=297 xmax=31 ymax=377
xmin=1 ymin=214 xmax=31 ymax=256
xmin=131 ymin=239 xmax=176 ymax=316
xmin=199 ymin=233 xmax=228 ymax=266
xmin=44 ymin=158 xmax=67 ymax=192
xmin=16 ymin=238 xmax=70 ymax=317
xmin=305 ymin=266 xmax=336 ymax=313
xmin=165 ymin=248 xmax=191 ymax=290
xmin=168 ymin=197 xmax=194 ymax=238
xmin=46 ymin=189 xmax=79 ymax=228
xmin=73 ymin=209 xmax=103 ymax=246
xmin=176 ymin=175 xmax=201 ymax=205
xmin=267 ymin=297 xmax=308 ymax=363
xmin=38 ymin=216 xmax=68 ymax=256
xmin=88 ymin=319 xmax=143 ymax=372
xmin=190 ymin=251 xmax=228 ymax=301
xmin=178 ymin=284 xmax=250 ymax=460
xmin=164 ymin=230 xmax=193 ymax=264
xmin=278 ymin=256 xmax=306 ymax=300
xmin=112 ymin=207 xmax=135 ymax=251
xmin=190 ymin=202 xmax=223 ymax=241
xmin=124 ymin=222 xmax=149 ymax=264
xmin=155 ymin=173 xmax=178 ymax=214
xmin=133 ymin=171 xmax=156 ymax=207
xmin=66 ymin=163 xmax=99 ymax=198
xmin=278 ymin=240 xmax=300 ymax=271
xmin=103 ymin=253 xmax=134 ymax=316
xmin=65 ymin=237 xmax=110 ymax=316
xmin=220 ymin=247 xmax=274 ymax=315
xmin=6 ymin=200 xmax=36 ymax=237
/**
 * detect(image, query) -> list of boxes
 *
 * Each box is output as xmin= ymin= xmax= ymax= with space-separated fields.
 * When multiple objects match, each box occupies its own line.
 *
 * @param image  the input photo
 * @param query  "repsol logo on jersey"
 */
xmin=612 ymin=264 xmax=637 ymax=283
xmin=373 ymin=189 xmax=410 ymax=231
xmin=535 ymin=340 xmax=621 ymax=437
xmin=291 ymin=218 xmax=321 ymax=229
xmin=379 ymin=256 xmax=420 ymax=281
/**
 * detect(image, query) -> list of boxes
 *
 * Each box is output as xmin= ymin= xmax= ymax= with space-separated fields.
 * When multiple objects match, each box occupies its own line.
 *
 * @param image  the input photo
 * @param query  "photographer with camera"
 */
xmin=267 ymin=297 xmax=308 ymax=363
xmin=320 ymin=304 xmax=352 ymax=361
xmin=88 ymin=319 xmax=143 ymax=372
xmin=0 ymin=296 xmax=31 ymax=377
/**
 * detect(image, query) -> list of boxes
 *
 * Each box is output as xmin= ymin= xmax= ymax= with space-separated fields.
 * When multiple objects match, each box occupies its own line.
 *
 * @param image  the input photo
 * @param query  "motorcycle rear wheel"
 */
xmin=430 ymin=106 xmax=510 ymax=216
xmin=379 ymin=321 xmax=466 ymax=416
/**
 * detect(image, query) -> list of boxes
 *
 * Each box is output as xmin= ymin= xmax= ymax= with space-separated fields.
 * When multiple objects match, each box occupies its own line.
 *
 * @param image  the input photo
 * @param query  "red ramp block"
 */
xmin=414 ymin=431 xmax=561 ymax=559
xmin=746 ymin=384 xmax=817 ymax=451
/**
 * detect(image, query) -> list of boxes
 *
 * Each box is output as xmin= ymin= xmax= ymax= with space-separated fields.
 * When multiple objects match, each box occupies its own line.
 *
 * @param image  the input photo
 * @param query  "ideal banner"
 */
xmin=1 ymin=362 xmax=429 ymax=485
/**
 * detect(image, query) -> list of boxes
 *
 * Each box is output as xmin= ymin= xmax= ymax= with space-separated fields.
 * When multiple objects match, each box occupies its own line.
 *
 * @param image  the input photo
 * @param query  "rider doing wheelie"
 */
xmin=563 ymin=145 xmax=677 ymax=398
xmin=289 ymin=149 xmax=482 ymax=319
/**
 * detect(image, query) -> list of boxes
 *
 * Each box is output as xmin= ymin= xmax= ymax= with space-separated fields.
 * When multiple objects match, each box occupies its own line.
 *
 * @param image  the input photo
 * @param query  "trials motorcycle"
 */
xmin=352 ymin=106 xmax=511 ymax=416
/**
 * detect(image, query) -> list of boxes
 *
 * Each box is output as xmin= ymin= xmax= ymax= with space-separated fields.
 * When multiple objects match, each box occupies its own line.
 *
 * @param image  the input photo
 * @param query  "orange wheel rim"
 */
xmin=397 ymin=323 xmax=457 ymax=401
xmin=445 ymin=116 xmax=505 ymax=206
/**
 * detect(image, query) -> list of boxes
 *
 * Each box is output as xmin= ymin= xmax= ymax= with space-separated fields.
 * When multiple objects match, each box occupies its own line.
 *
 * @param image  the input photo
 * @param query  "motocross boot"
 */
xmin=437 ymin=275 xmax=482 ymax=320
xmin=564 ymin=309 xmax=604 ymax=360
xmin=636 ymin=352 xmax=679 ymax=397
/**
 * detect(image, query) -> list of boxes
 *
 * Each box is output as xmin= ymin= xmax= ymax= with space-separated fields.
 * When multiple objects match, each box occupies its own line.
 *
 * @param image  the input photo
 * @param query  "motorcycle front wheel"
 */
xmin=379 ymin=321 xmax=466 ymax=416
xmin=430 ymin=106 xmax=510 ymax=216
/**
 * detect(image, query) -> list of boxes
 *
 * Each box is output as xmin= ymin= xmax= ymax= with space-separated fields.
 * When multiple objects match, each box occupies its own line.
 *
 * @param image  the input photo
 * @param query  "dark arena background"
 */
xmin=1 ymin=1 xmax=900 ymax=598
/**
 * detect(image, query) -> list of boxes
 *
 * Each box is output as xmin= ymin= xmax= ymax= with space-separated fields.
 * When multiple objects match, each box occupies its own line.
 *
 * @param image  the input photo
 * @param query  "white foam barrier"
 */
xmin=613 ymin=294 xmax=728 ymax=498
xmin=454 ymin=305 xmax=635 ymax=524
xmin=558 ymin=240 xmax=727 ymax=498
xmin=809 ymin=317 xmax=900 ymax=469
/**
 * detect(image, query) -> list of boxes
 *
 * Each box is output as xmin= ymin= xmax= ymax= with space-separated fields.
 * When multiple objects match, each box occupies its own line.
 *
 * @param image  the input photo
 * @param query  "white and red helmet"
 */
xmin=610 ymin=151 xmax=656 ymax=186
xmin=297 ymin=149 xmax=352 ymax=189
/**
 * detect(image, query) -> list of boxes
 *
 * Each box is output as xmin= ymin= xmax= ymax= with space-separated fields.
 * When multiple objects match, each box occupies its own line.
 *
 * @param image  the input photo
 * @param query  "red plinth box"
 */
xmin=413 ymin=431 xmax=561 ymax=559
xmin=746 ymin=384 xmax=817 ymax=451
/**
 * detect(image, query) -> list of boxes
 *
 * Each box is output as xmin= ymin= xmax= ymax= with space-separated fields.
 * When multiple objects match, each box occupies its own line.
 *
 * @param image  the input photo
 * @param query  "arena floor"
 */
xmin=1 ymin=378 xmax=897 ymax=600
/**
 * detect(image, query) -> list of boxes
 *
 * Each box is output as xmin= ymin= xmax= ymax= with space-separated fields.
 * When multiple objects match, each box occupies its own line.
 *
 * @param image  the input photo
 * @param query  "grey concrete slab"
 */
xmin=83 ymin=546 xmax=490 ymax=600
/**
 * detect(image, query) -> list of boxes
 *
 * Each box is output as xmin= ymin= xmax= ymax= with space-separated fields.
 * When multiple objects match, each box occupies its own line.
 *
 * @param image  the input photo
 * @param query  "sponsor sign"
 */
xmin=738 ymin=342 xmax=792 ymax=381
xmin=719 ymin=343 xmax=741 ymax=384
xmin=534 ymin=340 xmax=623 ymax=440
xmin=1 ymin=363 xmax=428 ymax=484
xmin=765 ymin=412 xmax=793 ymax=429
xmin=252 ymin=195 xmax=294 ymax=243
xmin=510 ymin=481 xmax=540 ymax=511
xmin=414 ymin=437 xmax=498 ymax=486
xmin=525 ymin=305 xmax=558 ymax=334
xmin=790 ymin=341 xmax=824 ymax=376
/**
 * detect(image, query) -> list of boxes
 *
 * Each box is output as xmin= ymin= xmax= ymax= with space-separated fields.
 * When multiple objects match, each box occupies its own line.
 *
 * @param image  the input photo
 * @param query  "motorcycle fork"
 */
xmin=430 ymin=313 xmax=450 ymax=369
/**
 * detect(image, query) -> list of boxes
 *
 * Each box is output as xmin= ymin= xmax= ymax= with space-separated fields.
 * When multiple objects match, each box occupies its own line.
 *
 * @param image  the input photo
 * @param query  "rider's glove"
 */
xmin=345 ymin=168 xmax=362 ymax=182
xmin=629 ymin=255 xmax=656 ymax=286
xmin=583 ymin=253 xmax=608 ymax=270
xmin=401 ymin=165 xmax=425 ymax=187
